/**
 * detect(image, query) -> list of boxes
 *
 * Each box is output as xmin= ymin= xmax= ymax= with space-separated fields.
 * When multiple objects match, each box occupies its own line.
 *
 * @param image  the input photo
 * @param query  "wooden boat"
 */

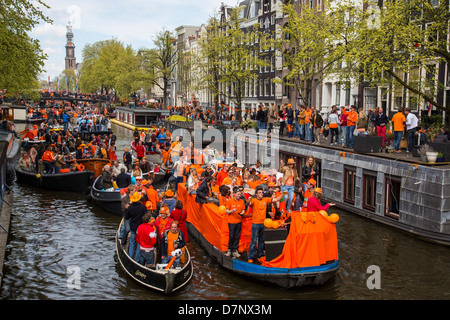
xmin=90 ymin=171 xmax=167 ymax=215
xmin=15 ymin=165 xmax=94 ymax=192
xmin=68 ymin=158 xmax=111 ymax=178
xmin=115 ymin=219 xmax=193 ymax=294
xmin=179 ymin=185 xmax=340 ymax=289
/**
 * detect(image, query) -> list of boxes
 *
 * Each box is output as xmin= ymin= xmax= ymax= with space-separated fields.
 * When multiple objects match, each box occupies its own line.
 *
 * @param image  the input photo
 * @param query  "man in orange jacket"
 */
xmin=345 ymin=105 xmax=358 ymax=148
xmin=41 ymin=146 xmax=55 ymax=173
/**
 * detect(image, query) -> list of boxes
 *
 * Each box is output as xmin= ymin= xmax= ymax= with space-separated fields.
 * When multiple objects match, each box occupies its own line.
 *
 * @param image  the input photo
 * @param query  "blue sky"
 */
xmin=31 ymin=0 xmax=238 ymax=81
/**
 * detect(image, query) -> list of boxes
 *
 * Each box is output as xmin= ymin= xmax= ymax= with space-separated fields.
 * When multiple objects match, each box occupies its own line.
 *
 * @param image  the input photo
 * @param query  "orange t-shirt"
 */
xmin=226 ymin=198 xmax=246 ymax=224
xmin=246 ymin=180 xmax=260 ymax=189
xmin=305 ymin=110 xmax=312 ymax=124
xmin=392 ymin=112 xmax=406 ymax=132
xmin=250 ymin=197 xmax=271 ymax=224
xmin=347 ymin=111 xmax=358 ymax=126
xmin=167 ymin=230 xmax=179 ymax=255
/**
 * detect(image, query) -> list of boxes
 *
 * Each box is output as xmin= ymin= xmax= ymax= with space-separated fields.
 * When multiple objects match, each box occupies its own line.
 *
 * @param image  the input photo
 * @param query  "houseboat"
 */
xmin=235 ymin=131 xmax=450 ymax=247
xmin=0 ymin=104 xmax=27 ymax=123
xmin=114 ymin=106 xmax=170 ymax=129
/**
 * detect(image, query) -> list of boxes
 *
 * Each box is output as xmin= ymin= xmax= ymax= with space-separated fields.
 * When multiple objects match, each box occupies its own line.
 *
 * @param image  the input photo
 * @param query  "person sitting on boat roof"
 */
xmin=136 ymin=212 xmax=157 ymax=268
xmin=246 ymin=186 xmax=283 ymax=264
xmin=160 ymin=221 xmax=186 ymax=265
xmin=19 ymin=151 xmax=32 ymax=171
xmin=154 ymin=204 xmax=173 ymax=241
xmin=196 ymin=175 xmax=213 ymax=205
xmin=306 ymin=188 xmax=335 ymax=212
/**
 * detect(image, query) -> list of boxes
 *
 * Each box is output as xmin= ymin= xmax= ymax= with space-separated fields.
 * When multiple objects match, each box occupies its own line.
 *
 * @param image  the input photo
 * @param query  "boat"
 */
xmin=178 ymin=184 xmax=340 ymax=289
xmin=15 ymin=165 xmax=94 ymax=192
xmin=68 ymin=158 xmax=111 ymax=179
xmin=26 ymin=117 xmax=46 ymax=125
xmin=115 ymin=218 xmax=193 ymax=294
xmin=90 ymin=171 xmax=167 ymax=215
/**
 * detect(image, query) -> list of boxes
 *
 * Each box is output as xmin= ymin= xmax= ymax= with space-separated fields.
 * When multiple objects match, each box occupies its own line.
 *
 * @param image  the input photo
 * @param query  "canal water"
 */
xmin=1 ymin=123 xmax=450 ymax=300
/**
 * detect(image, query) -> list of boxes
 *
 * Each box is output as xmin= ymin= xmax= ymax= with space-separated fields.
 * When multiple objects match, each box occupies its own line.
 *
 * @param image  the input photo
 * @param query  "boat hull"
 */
xmin=90 ymin=175 xmax=123 ymax=216
xmin=15 ymin=165 xmax=94 ymax=192
xmin=186 ymin=221 xmax=339 ymax=289
xmin=115 ymin=219 xmax=193 ymax=294
xmin=90 ymin=172 xmax=168 ymax=215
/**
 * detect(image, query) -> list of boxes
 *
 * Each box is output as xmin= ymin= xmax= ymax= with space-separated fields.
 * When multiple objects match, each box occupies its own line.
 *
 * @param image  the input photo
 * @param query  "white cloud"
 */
xmin=31 ymin=23 xmax=66 ymax=38
xmin=33 ymin=0 xmax=240 ymax=79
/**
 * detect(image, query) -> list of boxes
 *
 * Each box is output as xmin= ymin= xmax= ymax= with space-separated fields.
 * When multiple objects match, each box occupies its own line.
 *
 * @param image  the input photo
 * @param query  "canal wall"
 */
xmin=0 ymin=190 xmax=13 ymax=288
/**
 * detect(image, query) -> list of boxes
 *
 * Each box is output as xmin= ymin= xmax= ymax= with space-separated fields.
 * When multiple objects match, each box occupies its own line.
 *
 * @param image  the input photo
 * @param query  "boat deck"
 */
xmin=278 ymin=135 xmax=450 ymax=168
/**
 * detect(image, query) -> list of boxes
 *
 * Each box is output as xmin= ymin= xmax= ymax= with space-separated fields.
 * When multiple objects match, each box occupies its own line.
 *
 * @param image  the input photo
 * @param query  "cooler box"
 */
xmin=353 ymin=135 xmax=383 ymax=153
xmin=264 ymin=228 xmax=288 ymax=261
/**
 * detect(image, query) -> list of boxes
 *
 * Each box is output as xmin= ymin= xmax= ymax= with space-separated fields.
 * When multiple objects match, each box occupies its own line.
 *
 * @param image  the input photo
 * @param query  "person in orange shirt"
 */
xmin=143 ymin=178 xmax=160 ymax=218
xmin=304 ymin=106 xmax=313 ymax=142
xmin=391 ymin=107 xmax=406 ymax=152
xmin=41 ymin=146 xmax=55 ymax=173
xmin=216 ymin=164 xmax=230 ymax=186
xmin=345 ymin=105 xmax=358 ymax=148
xmin=225 ymin=187 xmax=246 ymax=258
xmin=246 ymin=186 xmax=283 ymax=263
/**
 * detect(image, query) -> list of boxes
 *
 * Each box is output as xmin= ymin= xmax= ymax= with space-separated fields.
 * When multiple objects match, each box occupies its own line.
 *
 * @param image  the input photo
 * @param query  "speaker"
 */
xmin=264 ymin=228 xmax=288 ymax=261
xmin=353 ymin=135 xmax=383 ymax=153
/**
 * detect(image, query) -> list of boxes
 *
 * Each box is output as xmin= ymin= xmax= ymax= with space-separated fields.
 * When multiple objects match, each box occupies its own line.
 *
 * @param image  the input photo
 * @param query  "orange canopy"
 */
xmin=178 ymin=184 xmax=251 ymax=252
xmin=263 ymin=211 xmax=338 ymax=268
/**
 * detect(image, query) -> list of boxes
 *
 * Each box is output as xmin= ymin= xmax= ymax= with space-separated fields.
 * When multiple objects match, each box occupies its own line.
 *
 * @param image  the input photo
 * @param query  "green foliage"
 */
xmin=79 ymin=39 xmax=151 ymax=96
xmin=0 ymin=0 xmax=51 ymax=97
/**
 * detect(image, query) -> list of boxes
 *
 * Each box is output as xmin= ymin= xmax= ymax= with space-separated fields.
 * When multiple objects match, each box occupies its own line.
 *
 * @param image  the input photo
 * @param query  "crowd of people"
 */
xmin=119 ymin=127 xmax=336 ymax=266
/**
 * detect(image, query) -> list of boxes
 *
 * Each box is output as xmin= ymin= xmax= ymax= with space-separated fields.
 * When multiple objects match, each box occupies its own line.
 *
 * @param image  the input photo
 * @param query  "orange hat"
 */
xmin=314 ymin=188 xmax=322 ymax=194
xmin=142 ymin=180 xmax=149 ymax=185
xmin=268 ymin=182 xmax=276 ymax=187
xmin=308 ymin=179 xmax=317 ymax=186
xmin=165 ymin=189 xmax=174 ymax=197
xmin=287 ymin=158 xmax=295 ymax=164
xmin=130 ymin=192 xmax=142 ymax=203
xmin=125 ymin=148 xmax=129 ymax=151
xmin=160 ymin=206 xmax=170 ymax=215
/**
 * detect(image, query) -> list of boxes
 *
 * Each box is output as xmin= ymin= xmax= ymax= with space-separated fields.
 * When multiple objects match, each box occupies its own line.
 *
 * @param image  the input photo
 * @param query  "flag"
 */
xmin=75 ymin=76 xmax=78 ymax=92
xmin=427 ymin=102 xmax=432 ymax=116
xmin=48 ymin=76 xmax=51 ymax=88
xmin=57 ymin=77 xmax=59 ymax=90
xmin=66 ymin=76 xmax=69 ymax=91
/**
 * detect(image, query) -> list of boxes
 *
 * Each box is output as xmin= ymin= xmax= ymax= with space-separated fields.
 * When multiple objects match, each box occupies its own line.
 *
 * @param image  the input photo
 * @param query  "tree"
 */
xmin=314 ymin=0 xmax=450 ymax=113
xmin=79 ymin=39 xmax=150 ymax=97
xmin=0 ymin=0 xmax=52 ymax=98
xmin=152 ymin=30 xmax=178 ymax=108
xmin=215 ymin=6 xmax=270 ymax=122
xmin=276 ymin=1 xmax=358 ymax=106
xmin=196 ymin=19 xmax=222 ymax=122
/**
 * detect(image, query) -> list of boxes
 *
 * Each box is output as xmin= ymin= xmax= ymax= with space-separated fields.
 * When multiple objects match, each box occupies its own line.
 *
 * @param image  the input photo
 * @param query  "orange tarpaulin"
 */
xmin=263 ymin=211 xmax=338 ymax=268
xmin=178 ymin=184 xmax=252 ymax=253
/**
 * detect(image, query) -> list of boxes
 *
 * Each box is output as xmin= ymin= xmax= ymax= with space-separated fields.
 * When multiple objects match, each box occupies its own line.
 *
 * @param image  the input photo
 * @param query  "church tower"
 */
xmin=65 ymin=20 xmax=76 ymax=71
